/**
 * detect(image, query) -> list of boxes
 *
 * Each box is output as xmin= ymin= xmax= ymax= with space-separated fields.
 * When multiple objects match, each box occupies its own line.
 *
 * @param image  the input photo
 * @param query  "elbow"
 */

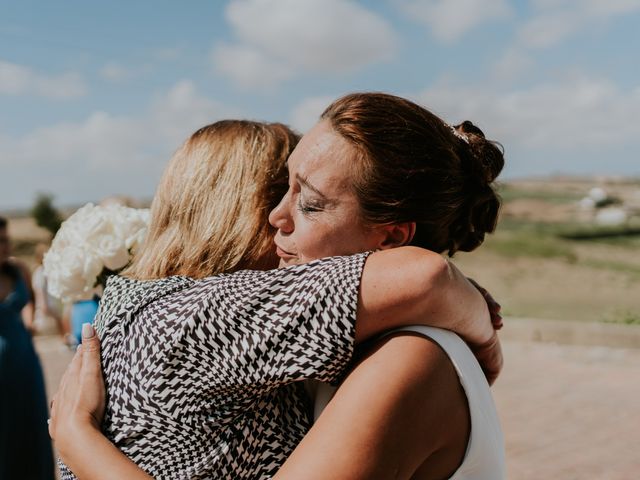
xmin=393 ymin=246 xmax=451 ymax=300
xmin=416 ymin=250 xmax=451 ymax=293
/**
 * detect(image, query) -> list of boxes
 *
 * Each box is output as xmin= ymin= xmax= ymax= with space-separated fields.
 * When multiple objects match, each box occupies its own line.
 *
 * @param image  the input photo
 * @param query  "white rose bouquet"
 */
xmin=43 ymin=203 xmax=150 ymax=302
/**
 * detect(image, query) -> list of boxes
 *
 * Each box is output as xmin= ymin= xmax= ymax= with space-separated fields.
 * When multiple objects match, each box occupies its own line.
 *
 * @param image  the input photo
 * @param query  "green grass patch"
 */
xmin=497 ymin=185 xmax=583 ymax=204
xmin=603 ymin=310 xmax=640 ymax=325
xmin=496 ymin=217 xmax=581 ymax=234
xmin=580 ymin=259 xmax=640 ymax=278
xmin=483 ymin=232 xmax=577 ymax=262
xmin=497 ymin=218 xmax=640 ymax=249
xmin=589 ymin=235 xmax=640 ymax=248
xmin=557 ymin=225 xmax=640 ymax=241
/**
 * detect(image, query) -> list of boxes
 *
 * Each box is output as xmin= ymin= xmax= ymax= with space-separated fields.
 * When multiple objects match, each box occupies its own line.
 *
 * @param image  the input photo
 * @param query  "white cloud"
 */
xmin=150 ymin=80 xmax=240 ymax=144
xmin=0 ymin=59 xmax=88 ymax=98
xmin=519 ymin=0 xmax=640 ymax=49
xmin=100 ymin=61 xmax=154 ymax=83
xmin=212 ymin=43 xmax=294 ymax=88
xmin=518 ymin=11 xmax=580 ymax=48
xmin=288 ymin=94 xmax=337 ymax=133
xmin=530 ymin=0 xmax=640 ymax=16
xmin=396 ymin=0 xmax=512 ymax=43
xmin=9 ymin=112 xmax=144 ymax=169
xmin=489 ymin=0 xmax=640 ymax=90
xmin=492 ymin=47 xmax=535 ymax=83
xmin=213 ymin=0 xmax=398 ymax=88
xmin=416 ymin=76 xmax=640 ymax=153
xmin=0 ymin=81 xmax=240 ymax=208
xmin=4 ymin=80 xmax=235 ymax=169
xmin=411 ymin=76 xmax=640 ymax=178
xmin=153 ymin=47 xmax=184 ymax=61
xmin=100 ymin=62 xmax=131 ymax=82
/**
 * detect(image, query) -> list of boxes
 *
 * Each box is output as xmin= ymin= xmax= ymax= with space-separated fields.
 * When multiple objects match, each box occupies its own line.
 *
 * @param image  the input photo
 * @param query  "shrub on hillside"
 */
xmin=31 ymin=193 xmax=63 ymax=237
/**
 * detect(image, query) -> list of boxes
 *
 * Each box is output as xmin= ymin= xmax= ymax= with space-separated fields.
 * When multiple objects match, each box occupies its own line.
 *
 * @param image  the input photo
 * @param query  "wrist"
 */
xmin=458 ymin=286 xmax=494 ymax=347
xmin=470 ymin=329 xmax=498 ymax=352
xmin=472 ymin=314 xmax=495 ymax=347
xmin=56 ymin=418 xmax=103 ymax=464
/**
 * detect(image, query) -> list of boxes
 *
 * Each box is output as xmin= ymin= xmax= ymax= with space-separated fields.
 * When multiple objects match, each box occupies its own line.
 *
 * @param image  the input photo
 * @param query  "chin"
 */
xmin=278 ymin=257 xmax=300 ymax=268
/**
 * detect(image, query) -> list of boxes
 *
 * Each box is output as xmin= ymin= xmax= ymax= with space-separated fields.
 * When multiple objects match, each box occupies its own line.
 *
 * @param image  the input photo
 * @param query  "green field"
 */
xmin=451 ymin=180 xmax=640 ymax=324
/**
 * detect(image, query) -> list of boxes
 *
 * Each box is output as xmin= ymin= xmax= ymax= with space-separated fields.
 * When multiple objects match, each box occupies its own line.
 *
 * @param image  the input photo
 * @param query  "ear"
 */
xmin=374 ymin=222 xmax=416 ymax=250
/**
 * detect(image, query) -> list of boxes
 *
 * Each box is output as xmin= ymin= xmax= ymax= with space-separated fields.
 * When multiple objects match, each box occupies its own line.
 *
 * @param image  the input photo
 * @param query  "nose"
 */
xmin=269 ymin=193 xmax=294 ymax=234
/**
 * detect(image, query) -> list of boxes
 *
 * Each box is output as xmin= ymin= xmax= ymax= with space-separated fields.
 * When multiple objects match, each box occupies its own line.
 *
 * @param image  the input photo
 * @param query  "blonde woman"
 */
xmin=51 ymin=116 xmax=501 ymax=479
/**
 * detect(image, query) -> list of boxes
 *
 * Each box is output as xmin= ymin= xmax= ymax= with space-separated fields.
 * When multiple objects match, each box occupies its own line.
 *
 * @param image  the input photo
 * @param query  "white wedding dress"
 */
xmin=311 ymin=326 xmax=505 ymax=480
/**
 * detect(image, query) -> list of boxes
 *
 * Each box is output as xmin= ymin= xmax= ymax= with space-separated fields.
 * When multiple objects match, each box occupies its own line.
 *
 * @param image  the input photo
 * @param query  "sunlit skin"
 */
xmin=269 ymin=120 xmax=412 ymax=264
xmin=269 ymin=119 xmax=471 ymax=479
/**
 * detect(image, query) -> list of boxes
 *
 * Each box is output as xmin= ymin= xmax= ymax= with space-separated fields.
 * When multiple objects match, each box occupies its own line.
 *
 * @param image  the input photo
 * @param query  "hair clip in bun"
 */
xmin=448 ymin=124 xmax=469 ymax=144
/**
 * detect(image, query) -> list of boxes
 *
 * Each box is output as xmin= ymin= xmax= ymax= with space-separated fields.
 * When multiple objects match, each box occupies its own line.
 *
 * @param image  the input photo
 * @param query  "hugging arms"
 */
xmin=52 ymin=248 xmax=500 ymax=479
xmin=51 ymin=92 xmax=506 ymax=479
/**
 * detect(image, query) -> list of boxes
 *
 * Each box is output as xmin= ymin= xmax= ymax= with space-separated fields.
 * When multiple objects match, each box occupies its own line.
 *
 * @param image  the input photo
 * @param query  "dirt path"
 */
xmin=494 ymin=341 xmax=640 ymax=479
xmin=36 ymin=336 xmax=640 ymax=479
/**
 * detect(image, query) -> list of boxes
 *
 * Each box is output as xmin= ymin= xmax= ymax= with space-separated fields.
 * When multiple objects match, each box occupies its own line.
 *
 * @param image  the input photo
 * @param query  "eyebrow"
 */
xmin=296 ymin=173 xmax=328 ymax=199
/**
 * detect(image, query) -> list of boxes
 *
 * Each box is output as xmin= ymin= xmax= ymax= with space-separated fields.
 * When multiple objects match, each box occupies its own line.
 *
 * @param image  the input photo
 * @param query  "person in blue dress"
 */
xmin=0 ymin=216 xmax=54 ymax=479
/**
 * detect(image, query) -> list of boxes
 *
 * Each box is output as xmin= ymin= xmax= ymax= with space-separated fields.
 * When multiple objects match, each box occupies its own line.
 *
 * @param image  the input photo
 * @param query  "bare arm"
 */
xmin=57 ymin=426 xmax=152 ymax=480
xmin=275 ymin=333 xmax=469 ymax=480
xmin=357 ymin=247 xmax=493 ymax=347
xmin=35 ymin=276 xmax=65 ymax=335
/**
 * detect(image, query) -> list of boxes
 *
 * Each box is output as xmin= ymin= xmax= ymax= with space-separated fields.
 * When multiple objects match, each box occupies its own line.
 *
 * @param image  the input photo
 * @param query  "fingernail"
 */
xmin=82 ymin=322 xmax=95 ymax=339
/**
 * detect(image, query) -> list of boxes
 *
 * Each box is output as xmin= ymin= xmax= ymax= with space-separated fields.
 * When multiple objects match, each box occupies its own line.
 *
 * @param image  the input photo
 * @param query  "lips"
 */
xmin=275 ymin=244 xmax=296 ymax=259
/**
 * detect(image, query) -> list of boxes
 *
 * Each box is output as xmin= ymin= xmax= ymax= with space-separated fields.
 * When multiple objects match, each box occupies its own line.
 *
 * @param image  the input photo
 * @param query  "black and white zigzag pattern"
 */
xmin=59 ymin=253 xmax=368 ymax=480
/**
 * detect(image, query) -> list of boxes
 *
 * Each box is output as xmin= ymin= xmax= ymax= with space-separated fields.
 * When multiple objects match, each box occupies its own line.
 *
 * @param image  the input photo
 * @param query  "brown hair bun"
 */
xmin=321 ymin=92 xmax=505 ymax=256
xmin=449 ymin=120 xmax=504 ymax=253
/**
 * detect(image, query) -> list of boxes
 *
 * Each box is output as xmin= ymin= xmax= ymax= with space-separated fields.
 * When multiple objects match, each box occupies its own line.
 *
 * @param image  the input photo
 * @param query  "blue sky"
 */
xmin=2 ymin=0 xmax=640 ymax=209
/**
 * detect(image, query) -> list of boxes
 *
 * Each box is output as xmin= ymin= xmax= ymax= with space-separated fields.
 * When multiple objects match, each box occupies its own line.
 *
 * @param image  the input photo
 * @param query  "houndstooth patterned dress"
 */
xmin=59 ymin=253 xmax=368 ymax=479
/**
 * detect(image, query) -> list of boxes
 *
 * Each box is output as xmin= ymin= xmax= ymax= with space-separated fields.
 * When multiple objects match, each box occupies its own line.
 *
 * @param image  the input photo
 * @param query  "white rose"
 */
xmin=45 ymin=245 xmax=102 ymax=301
xmin=82 ymin=207 xmax=116 ymax=246
xmin=126 ymin=227 xmax=147 ymax=254
xmin=119 ymin=208 xmax=149 ymax=243
xmin=108 ymin=207 xmax=150 ymax=253
xmin=97 ymin=234 xmax=130 ymax=271
xmin=54 ymin=204 xmax=104 ymax=249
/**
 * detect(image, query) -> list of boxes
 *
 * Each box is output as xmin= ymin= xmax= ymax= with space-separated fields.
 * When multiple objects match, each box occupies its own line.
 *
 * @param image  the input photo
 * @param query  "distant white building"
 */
xmin=594 ymin=207 xmax=628 ymax=226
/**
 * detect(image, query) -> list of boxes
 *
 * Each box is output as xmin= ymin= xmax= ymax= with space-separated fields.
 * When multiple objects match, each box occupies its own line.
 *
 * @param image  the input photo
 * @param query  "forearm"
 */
xmin=57 ymin=425 xmax=152 ymax=480
xmin=356 ymin=247 xmax=492 ymax=346
xmin=22 ymin=302 xmax=35 ymax=329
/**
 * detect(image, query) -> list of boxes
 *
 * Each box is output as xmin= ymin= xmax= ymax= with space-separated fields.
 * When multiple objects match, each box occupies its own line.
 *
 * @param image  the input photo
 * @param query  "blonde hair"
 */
xmin=125 ymin=120 xmax=298 ymax=279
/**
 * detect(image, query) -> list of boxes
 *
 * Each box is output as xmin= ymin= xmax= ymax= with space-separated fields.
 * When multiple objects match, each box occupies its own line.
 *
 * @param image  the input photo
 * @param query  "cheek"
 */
xmin=293 ymin=219 xmax=331 ymax=256
xmin=280 ymin=211 xmax=329 ymax=261
xmin=297 ymin=219 xmax=372 ymax=260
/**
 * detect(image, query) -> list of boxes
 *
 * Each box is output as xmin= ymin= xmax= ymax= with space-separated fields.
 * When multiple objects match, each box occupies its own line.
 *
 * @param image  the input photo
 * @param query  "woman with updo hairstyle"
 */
xmin=270 ymin=92 xmax=506 ymax=479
